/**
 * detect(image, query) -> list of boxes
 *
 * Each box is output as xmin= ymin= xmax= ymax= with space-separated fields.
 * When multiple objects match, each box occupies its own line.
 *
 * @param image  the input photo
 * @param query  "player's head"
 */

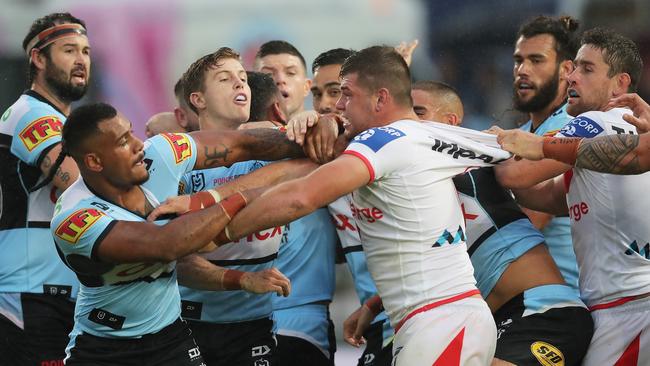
xmin=64 ymin=103 xmax=148 ymax=188
xmin=338 ymin=45 xmax=412 ymax=136
xmin=183 ymin=47 xmax=250 ymax=129
xmin=145 ymin=112 xmax=185 ymax=138
xmin=513 ymin=15 xmax=580 ymax=113
xmin=411 ymin=81 xmax=464 ymax=126
xmin=23 ymin=12 xmax=90 ymax=102
xmin=173 ymin=78 xmax=200 ymax=132
xmin=254 ymin=40 xmax=311 ymax=118
xmin=246 ymin=71 xmax=287 ymax=124
xmin=567 ymin=28 xmax=643 ymax=116
xmin=311 ymin=48 xmax=355 ymax=114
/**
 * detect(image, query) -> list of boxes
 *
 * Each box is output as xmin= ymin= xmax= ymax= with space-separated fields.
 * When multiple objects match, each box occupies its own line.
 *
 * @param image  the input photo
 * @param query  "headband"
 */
xmin=26 ymin=23 xmax=87 ymax=57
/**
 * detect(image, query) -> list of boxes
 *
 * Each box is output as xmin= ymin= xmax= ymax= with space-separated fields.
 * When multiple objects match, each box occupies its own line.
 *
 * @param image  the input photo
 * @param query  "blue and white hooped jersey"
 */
xmin=0 ymin=91 xmax=79 ymax=327
xmin=519 ymin=104 xmax=579 ymax=293
xmin=178 ymin=160 xmax=284 ymax=323
xmin=329 ymin=195 xmax=393 ymax=344
xmin=51 ymin=132 xmax=197 ymax=338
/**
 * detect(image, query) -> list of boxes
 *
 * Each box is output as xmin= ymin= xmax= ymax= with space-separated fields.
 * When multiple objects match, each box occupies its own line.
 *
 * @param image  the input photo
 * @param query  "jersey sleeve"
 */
xmin=145 ymin=133 xmax=198 ymax=181
xmin=555 ymin=112 xmax=606 ymax=138
xmin=343 ymin=126 xmax=409 ymax=182
xmin=10 ymin=106 xmax=64 ymax=166
xmin=51 ymin=206 xmax=116 ymax=260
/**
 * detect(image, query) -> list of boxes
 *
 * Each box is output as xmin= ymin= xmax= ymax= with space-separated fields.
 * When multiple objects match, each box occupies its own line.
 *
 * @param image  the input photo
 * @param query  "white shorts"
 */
xmin=391 ymin=295 xmax=496 ymax=366
xmin=582 ymin=295 xmax=650 ymax=365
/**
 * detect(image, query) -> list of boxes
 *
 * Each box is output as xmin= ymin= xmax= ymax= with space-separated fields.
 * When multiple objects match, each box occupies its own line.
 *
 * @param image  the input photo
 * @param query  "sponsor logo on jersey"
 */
xmin=530 ymin=341 xmax=564 ymax=366
xmin=19 ymin=116 xmax=63 ymax=151
xmin=55 ymin=208 xmax=105 ymax=244
xmin=625 ymin=240 xmax=650 ymax=260
xmin=431 ymin=139 xmax=498 ymax=163
xmin=161 ymin=133 xmax=192 ymax=164
xmin=350 ymin=203 xmax=384 ymax=223
xmin=332 ymin=213 xmax=358 ymax=232
xmin=559 ymin=116 xmax=602 ymax=138
xmin=568 ymin=201 xmax=589 ymax=221
xmin=244 ymin=226 xmax=282 ymax=242
xmin=188 ymin=346 xmax=202 ymax=361
xmin=353 ymin=126 xmax=405 ymax=152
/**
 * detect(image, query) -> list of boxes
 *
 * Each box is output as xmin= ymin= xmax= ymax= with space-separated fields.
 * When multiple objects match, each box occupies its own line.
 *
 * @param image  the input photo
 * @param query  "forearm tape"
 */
xmin=542 ymin=137 xmax=583 ymax=166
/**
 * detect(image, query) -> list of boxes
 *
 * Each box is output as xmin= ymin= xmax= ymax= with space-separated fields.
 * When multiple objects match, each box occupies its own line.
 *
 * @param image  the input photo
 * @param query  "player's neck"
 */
xmin=528 ymin=93 xmax=566 ymax=130
xmin=199 ymin=114 xmax=242 ymax=131
xmin=87 ymin=177 xmax=144 ymax=214
xmin=31 ymin=80 xmax=71 ymax=116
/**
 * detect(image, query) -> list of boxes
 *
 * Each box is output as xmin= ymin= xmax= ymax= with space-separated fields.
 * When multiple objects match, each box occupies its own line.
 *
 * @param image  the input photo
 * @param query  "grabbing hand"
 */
xmin=491 ymin=126 xmax=544 ymax=161
xmin=286 ymin=110 xmax=321 ymax=145
xmin=303 ymin=114 xmax=342 ymax=164
xmin=241 ymin=267 xmax=291 ymax=297
xmin=607 ymin=93 xmax=650 ymax=134
xmin=147 ymin=195 xmax=191 ymax=221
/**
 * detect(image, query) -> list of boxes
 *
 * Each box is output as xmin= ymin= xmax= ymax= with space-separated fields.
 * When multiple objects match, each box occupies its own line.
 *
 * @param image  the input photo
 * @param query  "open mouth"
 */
xmin=516 ymin=81 xmax=534 ymax=91
xmin=568 ymin=89 xmax=579 ymax=98
xmin=134 ymin=153 xmax=145 ymax=167
xmin=280 ymin=90 xmax=289 ymax=98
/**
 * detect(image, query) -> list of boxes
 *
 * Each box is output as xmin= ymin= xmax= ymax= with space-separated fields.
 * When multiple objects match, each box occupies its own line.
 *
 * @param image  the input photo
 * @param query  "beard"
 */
xmin=44 ymin=59 xmax=88 ymax=102
xmin=513 ymin=65 xmax=560 ymax=113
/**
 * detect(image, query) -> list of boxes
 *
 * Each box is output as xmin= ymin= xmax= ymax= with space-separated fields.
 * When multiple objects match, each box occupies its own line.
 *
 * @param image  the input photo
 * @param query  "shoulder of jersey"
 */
xmin=351 ymin=122 xmax=410 ymax=153
xmin=54 ymin=179 xmax=95 ymax=216
xmin=557 ymin=110 xmax=608 ymax=138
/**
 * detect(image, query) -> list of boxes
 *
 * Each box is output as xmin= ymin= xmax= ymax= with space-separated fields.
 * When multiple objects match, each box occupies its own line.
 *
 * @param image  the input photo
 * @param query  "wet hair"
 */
xmin=22 ymin=12 xmax=86 ymax=85
xmin=580 ymin=28 xmax=643 ymax=92
xmin=517 ymin=15 xmax=580 ymax=62
xmin=247 ymin=71 xmax=280 ymax=122
xmin=311 ymin=48 xmax=356 ymax=74
xmin=30 ymin=103 xmax=116 ymax=192
xmin=181 ymin=47 xmax=241 ymax=114
xmin=340 ymin=45 xmax=412 ymax=107
xmin=255 ymin=40 xmax=307 ymax=71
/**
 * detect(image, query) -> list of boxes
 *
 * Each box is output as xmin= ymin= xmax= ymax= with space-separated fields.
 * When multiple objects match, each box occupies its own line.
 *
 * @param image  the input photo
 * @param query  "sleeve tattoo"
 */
xmin=576 ymin=134 xmax=642 ymax=174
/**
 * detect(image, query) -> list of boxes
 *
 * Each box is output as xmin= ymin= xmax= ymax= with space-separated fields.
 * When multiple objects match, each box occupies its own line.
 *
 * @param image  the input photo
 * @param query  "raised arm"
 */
xmin=190 ymin=128 xmax=304 ymax=170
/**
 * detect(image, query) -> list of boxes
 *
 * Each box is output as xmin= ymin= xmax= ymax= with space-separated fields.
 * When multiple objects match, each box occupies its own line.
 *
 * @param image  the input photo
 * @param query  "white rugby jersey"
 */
xmin=557 ymin=108 xmax=650 ymax=306
xmin=343 ymin=120 xmax=511 ymax=326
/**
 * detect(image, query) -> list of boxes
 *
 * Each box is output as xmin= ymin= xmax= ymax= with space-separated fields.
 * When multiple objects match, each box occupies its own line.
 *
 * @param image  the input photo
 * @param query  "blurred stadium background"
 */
xmin=1 ymin=0 xmax=648 ymax=363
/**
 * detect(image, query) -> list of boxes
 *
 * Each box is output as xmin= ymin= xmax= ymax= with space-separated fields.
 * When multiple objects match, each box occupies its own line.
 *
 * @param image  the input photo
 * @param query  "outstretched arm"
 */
xmin=224 ymin=154 xmax=370 ymax=242
xmin=191 ymin=128 xmax=304 ymax=170
xmin=574 ymin=134 xmax=650 ymax=174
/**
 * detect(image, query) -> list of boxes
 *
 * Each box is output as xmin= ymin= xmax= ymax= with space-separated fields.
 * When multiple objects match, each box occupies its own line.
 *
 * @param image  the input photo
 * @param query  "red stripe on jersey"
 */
xmin=563 ymin=168 xmax=574 ymax=193
xmin=395 ymin=289 xmax=480 ymax=334
xmin=589 ymin=295 xmax=645 ymax=311
xmin=433 ymin=327 xmax=465 ymax=366
xmin=343 ymin=150 xmax=375 ymax=184
xmin=614 ymin=332 xmax=640 ymax=366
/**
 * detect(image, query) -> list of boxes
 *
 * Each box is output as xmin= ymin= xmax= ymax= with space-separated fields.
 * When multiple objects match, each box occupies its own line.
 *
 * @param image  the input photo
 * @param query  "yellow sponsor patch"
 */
xmin=55 ymin=208 xmax=105 ymax=244
xmin=161 ymin=133 xmax=192 ymax=164
xmin=531 ymin=341 xmax=564 ymax=366
xmin=19 ymin=116 xmax=63 ymax=151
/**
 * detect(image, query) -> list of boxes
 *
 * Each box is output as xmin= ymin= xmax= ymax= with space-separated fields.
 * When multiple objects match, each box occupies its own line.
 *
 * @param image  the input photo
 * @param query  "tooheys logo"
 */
xmin=530 ymin=341 xmax=564 ymax=366
xmin=55 ymin=208 xmax=105 ymax=244
xmin=161 ymin=133 xmax=192 ymax=164
xmin=19 ymin=116 xmax=63 ymax=151
xmin=431 ymin=139 xmax=496 ymax=163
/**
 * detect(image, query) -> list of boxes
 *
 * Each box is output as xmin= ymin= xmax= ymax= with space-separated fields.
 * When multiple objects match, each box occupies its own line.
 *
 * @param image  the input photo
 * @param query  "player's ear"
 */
xmin=190 ymin=92 xmax=206 ymax=113
xmin=84 ymin=152 xmax=103 ymax=172
xmin=376 ymin=88 xmax=390 ymax=112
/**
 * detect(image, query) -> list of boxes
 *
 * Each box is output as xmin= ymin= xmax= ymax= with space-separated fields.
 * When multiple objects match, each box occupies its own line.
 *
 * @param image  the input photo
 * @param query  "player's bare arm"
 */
xmin=511 ymin=176 xmax=568 ymax=215
xmin=97 ymin=195 xmax=241 ymax=264
xmin=177 ymin=254 xmax=290 ymax=296
xmin=224 ymin=154 xmax=370 ymax=242
xmin=40 ymin=143 xmax=79 ymax=191
xmin=191 ymin=128 xmax=304 ymax=169
xmin=575 ymin=134 xmax=648 ymax=174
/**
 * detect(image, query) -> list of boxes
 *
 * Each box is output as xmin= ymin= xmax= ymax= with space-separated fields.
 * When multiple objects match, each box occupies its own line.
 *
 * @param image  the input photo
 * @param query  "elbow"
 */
xmin=291 ymin=191 xmax=320 ymax=217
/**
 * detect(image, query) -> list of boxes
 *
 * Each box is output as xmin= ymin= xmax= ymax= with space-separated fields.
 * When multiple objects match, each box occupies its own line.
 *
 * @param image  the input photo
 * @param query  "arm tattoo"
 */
xmin=203 ymin=144 xmax=231 ymax=166
xmin=576 ymin=134 xmax=642 ymax=174
xmin=239 ymin=128 xmax=304 ymax=160
xmin=55 ymin=167 xmax=71 ymax=184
